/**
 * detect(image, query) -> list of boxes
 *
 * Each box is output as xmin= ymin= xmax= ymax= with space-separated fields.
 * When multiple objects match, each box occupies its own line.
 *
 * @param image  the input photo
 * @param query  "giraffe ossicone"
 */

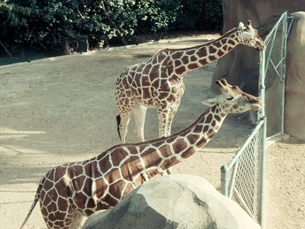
xmin=21 ymin=79 xmax=262 ymax=229
xmin=115 ymin=20 xmax=266 ymax=143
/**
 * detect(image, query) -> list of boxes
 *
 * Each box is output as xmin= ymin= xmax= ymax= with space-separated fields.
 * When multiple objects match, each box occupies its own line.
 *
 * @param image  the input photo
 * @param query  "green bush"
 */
xmin=0 ymin=0 xmax=222 ymax=53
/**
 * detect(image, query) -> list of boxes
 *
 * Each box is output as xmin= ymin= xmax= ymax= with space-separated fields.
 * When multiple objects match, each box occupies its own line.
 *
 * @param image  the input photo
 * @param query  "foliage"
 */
xmin=0 ymin=0 xmax=223 ymax=53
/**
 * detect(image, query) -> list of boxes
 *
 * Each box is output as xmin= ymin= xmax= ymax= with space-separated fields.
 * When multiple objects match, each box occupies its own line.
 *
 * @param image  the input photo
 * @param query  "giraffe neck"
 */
xmin=170 ymin=28 xmax=240 ymax=76
xmin=140 ymin=105 xmax=227 ymax=173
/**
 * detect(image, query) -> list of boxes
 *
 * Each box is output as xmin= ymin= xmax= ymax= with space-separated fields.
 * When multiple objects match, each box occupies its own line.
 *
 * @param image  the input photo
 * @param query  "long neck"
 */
xmin=170 ymin=29 xmax=239 ymax=76
xmin=139 ymin=105 xmax=227 ymax=173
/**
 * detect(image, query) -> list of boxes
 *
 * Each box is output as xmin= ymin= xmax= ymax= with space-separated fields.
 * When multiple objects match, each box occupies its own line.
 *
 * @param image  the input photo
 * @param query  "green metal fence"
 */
xmin=220 ymin=12 xmax=292 ymax=227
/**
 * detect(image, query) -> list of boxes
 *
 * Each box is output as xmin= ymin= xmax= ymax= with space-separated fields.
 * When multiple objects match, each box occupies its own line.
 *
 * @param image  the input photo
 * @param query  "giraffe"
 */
xmin=115 ymin=20 xmax=265 ymax=143
xmin=20 ymin=79 xmax=262 ymax=229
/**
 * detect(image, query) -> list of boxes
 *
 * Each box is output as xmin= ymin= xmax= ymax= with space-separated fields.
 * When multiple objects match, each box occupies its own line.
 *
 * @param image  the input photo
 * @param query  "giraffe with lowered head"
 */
xmin=21 ymin=79 xmax=262 ymax=229
xmin=115 ymin=20 xmax=265 ymax=143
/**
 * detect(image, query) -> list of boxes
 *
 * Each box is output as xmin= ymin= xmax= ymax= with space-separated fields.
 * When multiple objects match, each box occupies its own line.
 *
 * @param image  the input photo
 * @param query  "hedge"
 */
xmin=0 ymin=0 xmax=222 ymax=54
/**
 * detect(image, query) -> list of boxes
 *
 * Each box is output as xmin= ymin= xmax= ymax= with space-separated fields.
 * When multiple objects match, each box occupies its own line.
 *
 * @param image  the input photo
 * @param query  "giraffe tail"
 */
xmin=20 ymin=177 xmax=45 ymax=229
xmin=116 ymin=114 xmax=121 ymax=140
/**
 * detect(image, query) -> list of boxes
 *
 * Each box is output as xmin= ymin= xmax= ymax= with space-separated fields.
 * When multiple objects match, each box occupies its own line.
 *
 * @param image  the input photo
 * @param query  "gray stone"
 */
xmin=285 ymin=12 xmax=305 ymax=139
xmin=83 ymin=174 xmax=260 ymax=229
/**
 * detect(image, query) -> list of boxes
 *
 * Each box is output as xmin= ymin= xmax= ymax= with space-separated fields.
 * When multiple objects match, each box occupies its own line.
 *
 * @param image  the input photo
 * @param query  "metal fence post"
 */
xmin=221 ymin=165 xmax=229 ymax=197
xmin=258 ymin=117 xmax=267 ymax=227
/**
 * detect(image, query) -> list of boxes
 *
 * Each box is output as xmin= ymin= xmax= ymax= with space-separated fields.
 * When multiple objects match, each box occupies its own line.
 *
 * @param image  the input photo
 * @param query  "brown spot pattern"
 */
xmin=159 ymin=144 xmax=172 ymax=157
xmin=103 ymin=194 xmax=118 ymax=207
xmin=197 ymin=47 xmax=207 ymax=57
xmin=161 ymin=157 xmax=178 ymax=170
xmin=228 ymin=39 xmax=235 ymax=45
xmin=123 ymin=183 xmax=134 ymax=198
xmin=196 ymin=138 xmax=207 ymax=147
xmin=202 ymin=125 xmax=209 ymax=132
xmin=172 ymin=51 xmax=183 ymax=59
xmin=194 ymin=125 xmax=202 ymax=133
xmin=181 ymin=56 xmax=189 ymax=64
xmin=188 ymin=63 xmax=199 ymax=69
xmin=110 ymin=180 xmax=126 ymax=199
xmin=127 ymin=146 xmax=138 ymax=155
xmin=187 ymin=134 xmax=200 ymax=144
xmin=208 ymin=129 xmax=215 ymax=138
xmin=206 ymin=114 xmax=212 ymax=123
xmin=190 ymin=55 xmax=197 ymax=62
xmin=111 ymin=149 xmax=128 ymax=166
xmin=217 ymin=50 xmax=224 ymax=56
xmin=181 ymin=147 xmax=196 ymax=158
xmin=172 ymin=138 xmax=188 ymax=154
xmin=199 ymin=59 xmax=208 ymax=65
xmin=211 ymin=120 xmax=216 ymax=127
xmin=104 ymin=169 xmax=121 ymax=184
xmin=209 ymin=46 xmax=217 ymax=53
xmin=176 ymin=66 xmax=186 ymax=75
xmin=214 ymin=115 xmax=221 ymax=122
xmin=209 ymin=56 xmax=217 ymax=61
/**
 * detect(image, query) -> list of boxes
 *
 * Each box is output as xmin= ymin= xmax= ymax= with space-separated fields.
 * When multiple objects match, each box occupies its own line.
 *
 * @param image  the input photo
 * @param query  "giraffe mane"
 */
xmin=165 ymin=27 xmax=239 ymax=51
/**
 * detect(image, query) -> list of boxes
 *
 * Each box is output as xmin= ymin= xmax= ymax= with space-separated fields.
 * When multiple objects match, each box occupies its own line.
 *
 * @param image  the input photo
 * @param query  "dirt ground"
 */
xmin=0 ymin=35 xmax=304 ymax=229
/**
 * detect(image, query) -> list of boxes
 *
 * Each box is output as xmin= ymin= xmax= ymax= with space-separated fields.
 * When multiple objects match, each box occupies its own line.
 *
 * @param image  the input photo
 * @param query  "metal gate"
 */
xmin=221 ymin=119 xmax=265 ymax=223
xmin=221 ymin=12 xmax=292 ymax=226
xmin=260 ymin=12 xmax=291 ymax=138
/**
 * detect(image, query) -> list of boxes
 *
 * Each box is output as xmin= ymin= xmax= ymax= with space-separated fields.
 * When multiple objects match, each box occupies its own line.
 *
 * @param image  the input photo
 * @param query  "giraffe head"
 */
xmin=236 ymin=20 xmax=266 ymax=51
xmin=202 ymin=79 xmax=263 ymax=113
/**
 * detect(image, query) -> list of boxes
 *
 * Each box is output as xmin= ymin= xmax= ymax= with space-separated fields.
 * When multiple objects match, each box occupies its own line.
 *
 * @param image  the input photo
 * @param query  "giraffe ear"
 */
xmin=201 ymin=98 xmax=217 ymax=107
xmin=238 ymin=22 xmax=245 ymax=29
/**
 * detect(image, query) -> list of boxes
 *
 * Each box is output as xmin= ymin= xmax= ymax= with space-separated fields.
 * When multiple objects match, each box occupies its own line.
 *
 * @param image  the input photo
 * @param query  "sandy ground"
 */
xmin=0 ymin=35 xmax=304 ymax=229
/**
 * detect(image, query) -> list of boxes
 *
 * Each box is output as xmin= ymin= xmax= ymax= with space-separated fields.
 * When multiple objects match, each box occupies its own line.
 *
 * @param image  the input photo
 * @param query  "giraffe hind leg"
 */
xmin=165 ymin=101 xmax=181 ymax=136
xmin=119 ymin=114 xmax=131 ymax=143
xmin=133 ymin=104 xmax=147 ymax=142
xmin=157 ymin=106 xmax=169 ymax=138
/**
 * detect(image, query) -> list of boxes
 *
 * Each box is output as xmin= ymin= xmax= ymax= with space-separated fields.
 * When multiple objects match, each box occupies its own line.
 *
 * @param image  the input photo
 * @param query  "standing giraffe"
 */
xmin=21 ymin=79 xmax=262 ymax=229
xmin=115 ymin=20 xmax=265 ymax=143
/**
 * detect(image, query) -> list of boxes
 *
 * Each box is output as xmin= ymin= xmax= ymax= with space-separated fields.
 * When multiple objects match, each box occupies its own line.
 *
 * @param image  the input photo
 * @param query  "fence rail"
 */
xmin=220 ymin=12 xmax=292 ymax=227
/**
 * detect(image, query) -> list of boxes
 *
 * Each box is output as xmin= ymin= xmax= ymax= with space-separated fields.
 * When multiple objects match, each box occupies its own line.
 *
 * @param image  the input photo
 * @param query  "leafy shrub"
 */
xmin=0 ymin=0 xmax=222 ymax=53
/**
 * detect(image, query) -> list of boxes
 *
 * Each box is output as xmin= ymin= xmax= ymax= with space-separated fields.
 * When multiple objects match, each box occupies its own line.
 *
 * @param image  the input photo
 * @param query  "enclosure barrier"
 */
xmin=220 ymin=12 xmax=293 ymax=227
xmin=221 ymin=119 xmax=265 ymax=224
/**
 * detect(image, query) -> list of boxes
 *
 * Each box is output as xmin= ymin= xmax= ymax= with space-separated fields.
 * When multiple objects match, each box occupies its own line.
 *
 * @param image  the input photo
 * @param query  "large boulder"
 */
xmin=83 ymin=174 xmax=260 ymax=229
xmin=285 ymin=12 xmax=305 ymax=139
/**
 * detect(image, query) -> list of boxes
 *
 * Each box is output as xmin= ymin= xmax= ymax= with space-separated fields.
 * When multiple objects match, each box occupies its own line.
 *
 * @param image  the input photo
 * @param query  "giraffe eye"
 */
xmin=226 ymin=97 xmax=234 ymax=101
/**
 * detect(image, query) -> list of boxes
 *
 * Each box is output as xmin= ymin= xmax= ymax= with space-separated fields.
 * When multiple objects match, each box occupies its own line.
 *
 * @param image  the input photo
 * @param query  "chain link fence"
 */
xmin=220 ymin=12 xmax=293 ymax=226
xmin=261 ymin=12 xmax=288 ymax=138
xmin=221 ymin=120 xmax=265 ymax=223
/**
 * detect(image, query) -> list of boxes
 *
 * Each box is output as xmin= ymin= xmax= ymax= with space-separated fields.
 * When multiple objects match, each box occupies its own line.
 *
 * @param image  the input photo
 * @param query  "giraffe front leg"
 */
xmin=165 ymin=101 xmax=181 ymax=136
xmin=157 ymin=106 xmax=172 ymax=176
xmin=119 ymin=114 xmax=131 ymax=143
xmin=157 ymin=106 xmax=170 ymax=138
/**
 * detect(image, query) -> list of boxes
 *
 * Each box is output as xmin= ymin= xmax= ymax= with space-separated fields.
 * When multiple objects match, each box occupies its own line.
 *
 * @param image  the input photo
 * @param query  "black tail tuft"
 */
xmin=116 ymin=114 xmax=121 ymax=140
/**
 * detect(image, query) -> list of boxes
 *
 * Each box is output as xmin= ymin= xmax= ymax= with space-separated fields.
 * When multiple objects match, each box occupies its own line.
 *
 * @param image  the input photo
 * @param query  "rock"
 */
xmin=285 ymin=12 xmax=305 ymax=139
xmin=83 ymin=174 xmax=260 ymax=229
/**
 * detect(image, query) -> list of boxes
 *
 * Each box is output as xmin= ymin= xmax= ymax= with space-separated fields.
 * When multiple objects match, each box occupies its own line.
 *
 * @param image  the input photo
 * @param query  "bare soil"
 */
xmin=0 ymin=34 xmax=304 ymax=229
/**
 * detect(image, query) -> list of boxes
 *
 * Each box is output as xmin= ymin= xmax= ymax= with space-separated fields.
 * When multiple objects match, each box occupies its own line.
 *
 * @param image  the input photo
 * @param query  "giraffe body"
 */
xmin=21 ymin=79 xmax=262 ymax=229
xmin=115 ymin=20 xmax=265 ymax=143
